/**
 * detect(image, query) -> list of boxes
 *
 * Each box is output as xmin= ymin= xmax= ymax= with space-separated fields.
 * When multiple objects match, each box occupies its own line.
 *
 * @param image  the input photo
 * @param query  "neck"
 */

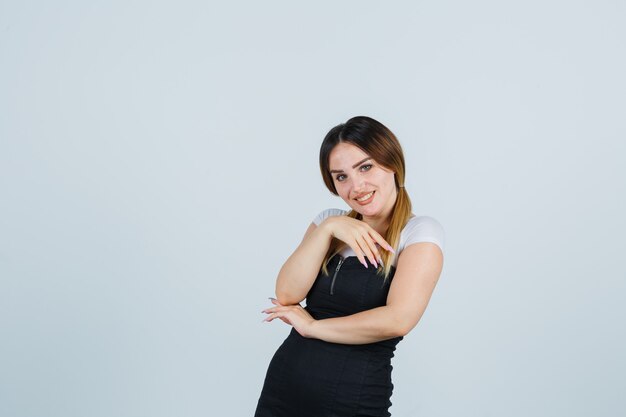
xmin=368 ymin=219 xmax=390 ymax=236
xmin=362 ymin=210 xmax=393 ymax=236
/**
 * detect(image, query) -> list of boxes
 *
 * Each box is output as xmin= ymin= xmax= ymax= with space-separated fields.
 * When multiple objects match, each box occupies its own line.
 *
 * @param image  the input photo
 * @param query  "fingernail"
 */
xmin=361 ymin=260 xmax=368 ymax=268
xmin=388 ymin=247 xmax=396 ymax=253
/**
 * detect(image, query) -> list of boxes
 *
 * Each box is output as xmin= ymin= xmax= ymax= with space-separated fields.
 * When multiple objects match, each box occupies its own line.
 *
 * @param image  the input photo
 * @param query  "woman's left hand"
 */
xmin=262 ymin=298 xmax=317 ymax=338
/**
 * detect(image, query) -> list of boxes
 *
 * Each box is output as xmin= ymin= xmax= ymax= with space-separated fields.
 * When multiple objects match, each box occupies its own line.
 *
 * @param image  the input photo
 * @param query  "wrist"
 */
xmin=306 ymin=319 xmax=320 ymax=339
xmin=317 ymin=219 xmax=334 ymax=239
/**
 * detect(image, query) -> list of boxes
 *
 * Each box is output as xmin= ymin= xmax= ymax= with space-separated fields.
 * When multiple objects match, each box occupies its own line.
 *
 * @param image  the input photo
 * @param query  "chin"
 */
xmin=357 ymin=205 xmax=378 ymax=214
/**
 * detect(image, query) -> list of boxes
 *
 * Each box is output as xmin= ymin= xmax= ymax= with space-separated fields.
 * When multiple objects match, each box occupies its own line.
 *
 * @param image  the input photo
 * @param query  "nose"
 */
xmin=351 ymin=176 xmax=367 ymax=194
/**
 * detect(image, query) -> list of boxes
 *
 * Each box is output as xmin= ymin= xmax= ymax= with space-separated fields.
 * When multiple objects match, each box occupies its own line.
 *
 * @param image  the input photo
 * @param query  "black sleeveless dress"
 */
xmin=254 ymin=254 xmax=403 ymax=417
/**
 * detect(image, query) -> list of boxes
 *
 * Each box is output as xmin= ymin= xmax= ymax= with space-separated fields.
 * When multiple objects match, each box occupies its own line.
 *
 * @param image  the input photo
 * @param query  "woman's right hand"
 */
xmin=320 ymin=216 xmax=395 ymax=268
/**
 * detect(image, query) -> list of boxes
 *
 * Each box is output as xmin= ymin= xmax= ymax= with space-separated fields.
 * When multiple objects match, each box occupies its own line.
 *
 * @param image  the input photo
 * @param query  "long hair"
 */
xmin=318 ymin=116 xmax=412 ymax=283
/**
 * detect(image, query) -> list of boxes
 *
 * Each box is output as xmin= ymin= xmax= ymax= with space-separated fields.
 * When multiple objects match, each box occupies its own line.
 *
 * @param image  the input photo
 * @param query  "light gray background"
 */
xmin=1 ymin=1 xmax=624 ymax=416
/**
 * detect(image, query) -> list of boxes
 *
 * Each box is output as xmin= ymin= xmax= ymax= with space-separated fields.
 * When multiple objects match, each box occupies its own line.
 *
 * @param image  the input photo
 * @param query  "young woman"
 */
xmin=254 ymin=116 xmax=445 ymax=417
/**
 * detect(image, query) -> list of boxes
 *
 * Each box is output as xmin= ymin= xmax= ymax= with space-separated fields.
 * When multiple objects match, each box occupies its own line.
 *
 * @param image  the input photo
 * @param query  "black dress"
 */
xmin=254 ymin=254 xmax=403 ymax=417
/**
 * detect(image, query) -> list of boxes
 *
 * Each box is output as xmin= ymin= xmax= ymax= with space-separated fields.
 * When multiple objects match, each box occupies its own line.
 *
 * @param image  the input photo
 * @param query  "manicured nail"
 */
xmin=388 ymin=246 xmax=396 ymax=253
xmin=361 ymin=260 xmax=368 ymax=268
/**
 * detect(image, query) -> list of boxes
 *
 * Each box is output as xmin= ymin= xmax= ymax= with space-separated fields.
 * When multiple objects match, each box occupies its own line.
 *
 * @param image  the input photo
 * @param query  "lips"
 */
xmin=354 ymin=191 xmax=374 ymax=200
xmin=354 ymin=191 xmax=375 ymax=204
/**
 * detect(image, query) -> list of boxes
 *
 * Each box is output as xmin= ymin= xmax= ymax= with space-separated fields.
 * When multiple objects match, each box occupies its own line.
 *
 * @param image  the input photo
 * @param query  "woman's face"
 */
xmin=328 ymin=142 xmax=397 ymax=221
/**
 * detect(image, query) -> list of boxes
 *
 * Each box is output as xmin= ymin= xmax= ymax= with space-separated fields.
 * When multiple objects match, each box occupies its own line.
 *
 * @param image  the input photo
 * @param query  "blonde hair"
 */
xmin=318 ymin=116 xmax=413 ymax=283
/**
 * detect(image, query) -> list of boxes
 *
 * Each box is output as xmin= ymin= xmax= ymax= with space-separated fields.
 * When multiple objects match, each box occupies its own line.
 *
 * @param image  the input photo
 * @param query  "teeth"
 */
xmin=357 ymin=191 xmax=374 ymax=201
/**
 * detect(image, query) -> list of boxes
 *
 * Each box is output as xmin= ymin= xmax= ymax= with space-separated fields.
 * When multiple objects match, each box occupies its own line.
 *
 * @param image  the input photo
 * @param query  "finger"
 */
xmin=263 ymin=312 xmax=277 ymax=322
xmin=369 ymin=229 xmax=395 ymax=254
xmin=356 ymin=226 xmax=384 ymax=265
xmin=359 ymin=231 xmax=383 ymax=265
xmin=264 ymin=311 xmax=290 ymax=323
xmin=349 ymin=241 xmax=369 ymax=268
xmin=262 ymin=305 xmax=291 ymax=314
xmin=355 ymin=235 xmax=378 ymax=268
xmin=261 ymin=310 xmax=290 ymax=325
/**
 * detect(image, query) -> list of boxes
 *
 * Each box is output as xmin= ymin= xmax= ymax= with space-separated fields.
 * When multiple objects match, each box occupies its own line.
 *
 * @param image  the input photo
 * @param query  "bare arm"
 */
xmin=307 ymin=305 xmax=403 ymax=344
xmin=274 ymin=221 xmax=333 ymax=305
xmin=274 ymin=214 xmax=394 ymax=306
xmin=307 ymin=242 xmax=444 ymax=344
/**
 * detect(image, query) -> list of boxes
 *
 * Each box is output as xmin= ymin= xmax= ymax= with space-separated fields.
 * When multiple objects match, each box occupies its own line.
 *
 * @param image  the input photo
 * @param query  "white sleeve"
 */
xmin=312 ymin=208 xmax=347 ymax=226
xmin=402 ymin=216 xmax=445 ymax=254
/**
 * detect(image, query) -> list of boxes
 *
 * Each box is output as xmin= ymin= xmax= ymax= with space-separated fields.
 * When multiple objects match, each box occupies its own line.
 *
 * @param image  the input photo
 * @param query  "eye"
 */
xmin=334 ymin=164 xmax=373 ymax=182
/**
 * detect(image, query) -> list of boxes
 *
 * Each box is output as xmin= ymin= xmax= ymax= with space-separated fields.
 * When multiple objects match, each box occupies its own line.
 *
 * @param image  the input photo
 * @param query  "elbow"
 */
xmin=275 ymin=290 xmax=304 ymax=306
xmin=387 ymin=318 xmax=408 ymax=338
xmin=395 ymin=323 xmax=411 ymax=338
xmin=389 ymin=308 xmax=417 ymax=337
xmin=396 ymin=318 xmax=421 ymax=337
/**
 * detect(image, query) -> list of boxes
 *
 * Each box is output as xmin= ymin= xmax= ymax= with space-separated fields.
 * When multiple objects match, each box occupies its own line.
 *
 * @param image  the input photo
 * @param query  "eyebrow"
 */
xmin=329 ymin=157 xmax=372 ymax=173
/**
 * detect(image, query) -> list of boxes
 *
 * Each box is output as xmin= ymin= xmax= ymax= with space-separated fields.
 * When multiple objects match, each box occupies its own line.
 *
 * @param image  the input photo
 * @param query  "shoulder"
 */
xmin=400 ymin=215 xmax=445 ymax=254
xmin=312 ymin=208 xmax=349 ymax=225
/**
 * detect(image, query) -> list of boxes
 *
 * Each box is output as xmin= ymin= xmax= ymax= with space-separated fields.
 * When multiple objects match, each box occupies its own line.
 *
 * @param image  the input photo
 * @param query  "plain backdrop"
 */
xmin=1 ymin=1 xmax=625 ymax=416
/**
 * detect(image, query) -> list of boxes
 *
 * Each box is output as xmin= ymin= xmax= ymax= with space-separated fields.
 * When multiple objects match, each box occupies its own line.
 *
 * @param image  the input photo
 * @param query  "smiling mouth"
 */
xmin=355 ymin=191 xmax=375 ymax=201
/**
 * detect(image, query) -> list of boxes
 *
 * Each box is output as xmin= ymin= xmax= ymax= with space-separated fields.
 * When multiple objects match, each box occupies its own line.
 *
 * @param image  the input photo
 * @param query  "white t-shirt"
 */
xmin=312 ymin=208 xmax=445 ymax=267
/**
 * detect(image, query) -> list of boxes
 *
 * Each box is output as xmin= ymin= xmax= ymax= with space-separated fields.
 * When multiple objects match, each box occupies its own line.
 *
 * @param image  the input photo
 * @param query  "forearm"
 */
xmin=308 ymin=306 xmax=405 ymax=344
xmin=275 ymin=223 xmax=332 ymax=305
